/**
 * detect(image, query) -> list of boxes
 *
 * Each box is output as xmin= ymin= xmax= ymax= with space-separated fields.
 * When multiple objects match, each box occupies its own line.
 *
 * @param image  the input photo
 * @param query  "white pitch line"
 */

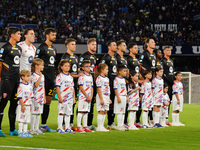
xmin=0 ymin=145 xmax=67 ymax=150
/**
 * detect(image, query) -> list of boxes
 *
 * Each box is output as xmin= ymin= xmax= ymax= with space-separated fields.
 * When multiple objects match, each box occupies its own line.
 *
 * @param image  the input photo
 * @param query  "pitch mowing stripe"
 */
xmin=0 ymin=145 xmax=67 ymax=150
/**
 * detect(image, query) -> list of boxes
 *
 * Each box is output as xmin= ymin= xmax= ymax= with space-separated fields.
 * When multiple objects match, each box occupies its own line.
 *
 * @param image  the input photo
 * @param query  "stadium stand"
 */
xmin=0 ymin=0 xmax=199 ymax=44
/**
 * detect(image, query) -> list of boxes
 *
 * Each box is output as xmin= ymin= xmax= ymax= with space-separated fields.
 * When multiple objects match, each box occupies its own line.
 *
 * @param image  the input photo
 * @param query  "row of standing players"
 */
xmin=0 ymin=27 xmax=176 ymax=136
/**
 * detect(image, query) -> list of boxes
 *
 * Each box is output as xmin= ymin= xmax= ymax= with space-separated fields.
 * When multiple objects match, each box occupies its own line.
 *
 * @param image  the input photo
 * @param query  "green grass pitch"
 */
xmin=0 ymin=101 xmax=199 ymax=150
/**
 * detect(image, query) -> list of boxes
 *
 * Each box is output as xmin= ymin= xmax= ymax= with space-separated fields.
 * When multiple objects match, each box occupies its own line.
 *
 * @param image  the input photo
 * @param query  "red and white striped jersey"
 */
xmin=31 ymin=72 xmax=45 ymax=104
xmin=96 ymin=75 xmax=110 ymax=96
xmin=55 ymin=72 xmax=74 ymax=103
xmin=78 ymin=73 xmax=93 ymax=100
xmin=114 ymin=77 xmax=127 ymax=96
xmin=17 ymin=82 xmax=33 ymax=105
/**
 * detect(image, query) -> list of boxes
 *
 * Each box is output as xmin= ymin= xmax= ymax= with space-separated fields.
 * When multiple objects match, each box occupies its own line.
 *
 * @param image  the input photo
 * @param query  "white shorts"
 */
xmin=16 ymin=105 xmax=31 ymax=123
xmin=78 ymin=99 xmax=91 ymax=112
xmin=96 ymin=94 xmax=110 ymax=111
xmin=160 ymin=106 xmax=168 ymax=118
xmin=114 ymin=96 xmax=127 ymax=114
xmin=172 ymin=96 xmax=183 ymax=112
xmin=58 ymin=102 xmax=73 ymax=115
xmin=128 ymin=106 xmax=138 ymax=111
xmin=31 ymin=102 xmax=44 ymax=114
xmin=142 ymin=106 xmax=152 ymax=111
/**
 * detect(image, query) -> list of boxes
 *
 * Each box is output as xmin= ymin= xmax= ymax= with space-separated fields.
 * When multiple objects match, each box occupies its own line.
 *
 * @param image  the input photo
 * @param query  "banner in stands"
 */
xmin=150 ymin=24 xmax=177 ymax=32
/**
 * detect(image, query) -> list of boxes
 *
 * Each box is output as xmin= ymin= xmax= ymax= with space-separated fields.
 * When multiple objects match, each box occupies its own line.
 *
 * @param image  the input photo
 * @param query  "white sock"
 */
xmin=102 ymin=115 xmax=106 ymax=127
xmin=117 ymin=114 xmax=123 ymax=127
xmin=142 ymin=111 xmax=148 ymax=126
xmin=18 ymin=122 xmax=23 ymax=133
xmin=122 ymin=114 xmax=125 ymax=126
xmin=77 ymin=113 xmax=83 ymax=127
xmin=65 ymin=115 xmax=70 ymax=129
xmin=35 ymin=114 xmax=40 ymax=130
xmin=30 ymin=115 xmax=36 ymax=130
xmin=97 ymin=114 xmax=103 ymax=128
xmin=129 ymin=112 xmax=136 ymax=126
xmin=83 ymin=113 xmax=88 ymax=127
xmin=58 ymin=115 xmax=63 ymax=129
xmin=153 ymin=111 xmax=155 ymax=123
xmin=176 ymin=113 xmax=179 ymax=122
xmin=23 ymin=123 xmax=28 ymax=132
xmin=172 ymin=113 xmax=176 ymax=123
xmin=155 ymin=112 xmax=160 ymax=124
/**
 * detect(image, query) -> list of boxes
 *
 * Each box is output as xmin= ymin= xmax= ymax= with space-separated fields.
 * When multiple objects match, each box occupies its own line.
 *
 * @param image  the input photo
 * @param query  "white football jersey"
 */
xmin=18 ymin=41 xmax=36 ymax=72
xmin=55 ymin=72 xmax=74 ymax=103
xmin=152 ymin=77 xmax=164 ymax=103
xmin=78 ymin=73 xmax=93 ymax=101
xmin=173 ymin=81 xmax=183 ymax=99
xmin=128 ymin=82 xmax=139 ymax=107
xmin=17 ymin=82 xmax=33 ymax=105
xmin=163 ymin=93 xmax=170 ymax=109
xmin=114 ymin=77 xmax=127 ymax=96
xmin=96 ymin=75 xmax=110 ymax=96
xmin=140 ymin=81 xmax=153 ymax=108
xmin=31 ymin=72 xmax=45 ymax=104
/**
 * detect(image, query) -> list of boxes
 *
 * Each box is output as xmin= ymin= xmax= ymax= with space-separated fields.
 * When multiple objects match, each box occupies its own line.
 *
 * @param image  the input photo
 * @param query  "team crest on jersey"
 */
xmin=135 ymin=66 xmax=139 ymax=73
xmin=0 ymin=48 xmax=4 ymax=53
xmin=102 ymin=60 xmax=105 ymax=63
xmin=49 ymin=56 xmax=55 ymax=64
xmin=14 ymin=56 xmax=20 ymax=64
xmin=113 ymin=65 xmax=116 ymax=73
xmin=169 ymin=66 xmax=173 ymax=73
xmin=72 ymin=64 xmax=77 ymax=72
xmin=36 ymin=49 xmax=40 ymax=54
xmin=152 ymin=60 xmax=155 ymax=67
xmin=3 ymin=93 xmax=7 ymax=98
xmin=28 ymin=56 xmax=34 ymax=63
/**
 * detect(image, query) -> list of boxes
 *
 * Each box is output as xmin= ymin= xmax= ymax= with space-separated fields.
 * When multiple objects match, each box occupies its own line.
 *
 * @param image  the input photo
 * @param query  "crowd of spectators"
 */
xmin=0 ymin=0 xmax=199 ymax=45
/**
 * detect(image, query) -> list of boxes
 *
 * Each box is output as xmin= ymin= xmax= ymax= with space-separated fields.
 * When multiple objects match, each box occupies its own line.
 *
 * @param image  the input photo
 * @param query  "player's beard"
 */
xmin=50 ymin=39 xmax=56 ymax=43
xmin=90 ymin=49 xmax=96 ymax=53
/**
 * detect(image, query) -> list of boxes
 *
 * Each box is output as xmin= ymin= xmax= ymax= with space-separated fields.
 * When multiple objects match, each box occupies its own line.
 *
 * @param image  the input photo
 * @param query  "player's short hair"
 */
xmin=144 ymin=38 xmax=154 ymax=50
xmin=87 ymin=38 xmax=96 ymax=45
xmin=106 ymin=40 xmax=116 ymax=47
xmin=31 ymin=58 xmax=44 ymax=72
xmin=143 ymin=69 xmax=152 ymax=77
xmin=23 ymin=28 xmax=34 ymax=36
xmin=127 ymin=42 xmax=137 ymax=50
xmin=155 ymin=66 xmax=163 ymax=72
xmin=163 ymin=46 xmax=171 ymax=51
xmin=174 ymin=71 xmax=181 ymax=77
xmin=65 ymin=38 xmax=76 ymax=46
xmin=45 ymin=28 xmax=56 ymax=35
xmin=7 ymin=27 xmax=20 ymax=38
xmin=117 ymin=40 xmax=126 ymax=47
xmin=20 ymin=70 xmax=31 ymax=78
xmin=164 ymin=82 xmax=169 ymax=88
xmin=58 ymin=59 xmax=71 ymax=73
xmin=117 ymin=64 xmax=127 ymax=73
xmin=81 ymin=60 xmax=90 ymax=67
